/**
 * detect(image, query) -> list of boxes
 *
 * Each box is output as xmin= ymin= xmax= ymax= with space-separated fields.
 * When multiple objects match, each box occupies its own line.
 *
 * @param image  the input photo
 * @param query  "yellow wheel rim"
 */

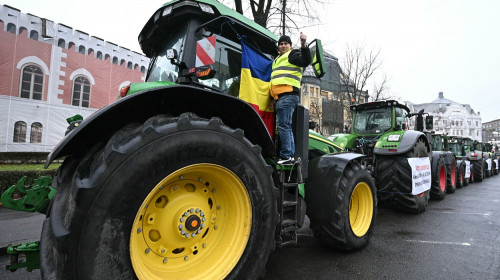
xmin=130 ymin=164 xmax=252 ymax=280
xmin=349 ymin=182 xmax=374 ymax=237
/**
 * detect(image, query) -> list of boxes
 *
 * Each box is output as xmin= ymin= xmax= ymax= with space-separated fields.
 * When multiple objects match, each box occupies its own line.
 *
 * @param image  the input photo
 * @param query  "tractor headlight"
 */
xmin=199 ymin=3 xmax=215 ymax=14
xmin=387 ymin=135 xmax=401 ymax=142
xmin=162 ymin=6 xmax=173 ymax=16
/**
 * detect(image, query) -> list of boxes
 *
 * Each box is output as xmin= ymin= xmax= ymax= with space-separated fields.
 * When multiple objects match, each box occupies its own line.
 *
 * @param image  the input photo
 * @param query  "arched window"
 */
xmin=112 ymin=57 xmax=118 ymax=65
xmin=30 ymin=122 xmax=43 ymax=143
xmin=120 ymin=59 xmax=126 ymax=66
xmin=88 ymin=48 xmax=94 ymax=56
xmin=30 ymin=30 xmax=38 ymax=40
xmin=19 ymin=27 xmax=27 ymax=35
xmin=96 ymin=51 xmax=103 ymax=60
xmin=78 ymin=45 xmax=86 ymax=54
xmin=58 ymin=38 xmax=66 ymax=48
xmin=105 ymin=54 xmax=110 ymax=61
xmin=7 ymin=23 xmax=16 ymax=34
xmin=13 ymin=121 xmax=27 ymax=143
xmin=20 ymin=64 xmax=44 ymax=100
xmin=140 ymin=66 xmax=146 ymax=73
xmin=72 ymin=76 xmax=91 ymax=107
xmin=68 ymin=42 xmax=75 ymax=50
xmin=127 ymin=61 xmax=133 ymax=69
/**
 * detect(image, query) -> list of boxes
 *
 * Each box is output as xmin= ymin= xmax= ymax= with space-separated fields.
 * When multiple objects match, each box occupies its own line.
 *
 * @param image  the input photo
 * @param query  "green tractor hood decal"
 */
xmin=127 ymin=81 xmax=176 ymax=96
xmin=330 ymin=133 xmax=358 ymax=150
xmin=374 ymin=131 xmax=406 ymax=150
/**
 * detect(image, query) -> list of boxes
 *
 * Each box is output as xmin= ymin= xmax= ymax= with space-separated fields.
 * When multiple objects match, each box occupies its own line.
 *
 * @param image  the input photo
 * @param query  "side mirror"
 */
xmin=166 ymin=49 xmax=178 ymax=60
xmin=425 ymin=115 xmax=433 ymax=130
xmin=308 ymin=39 xmax=326 ymax=78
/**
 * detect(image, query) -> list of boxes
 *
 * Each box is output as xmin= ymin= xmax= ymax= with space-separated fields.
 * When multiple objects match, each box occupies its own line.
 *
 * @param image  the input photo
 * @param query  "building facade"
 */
xmin=406 ymin=92 xmax=482 ymax=141
xmin=301 ymin=52 xmax=368 ymax=136
xmin=482 ymin=119 xmax=500 ymax=145
xmin=0 ymin=5 xmax=149 ymax=152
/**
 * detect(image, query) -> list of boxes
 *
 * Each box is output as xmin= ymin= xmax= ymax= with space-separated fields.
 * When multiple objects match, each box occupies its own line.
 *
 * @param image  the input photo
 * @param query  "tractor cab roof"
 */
xmin=138 ymin=0 xmax=278 ymax=57
xmin=350 ymin=100 xmax=410 ymax=113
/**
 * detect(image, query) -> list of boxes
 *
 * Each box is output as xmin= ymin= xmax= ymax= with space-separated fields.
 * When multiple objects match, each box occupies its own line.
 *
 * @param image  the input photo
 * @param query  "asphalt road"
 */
xmin=1 ymin=174 xmax=499 ymax=280
xmin=264 ymin=174 xmax=500 ymax=280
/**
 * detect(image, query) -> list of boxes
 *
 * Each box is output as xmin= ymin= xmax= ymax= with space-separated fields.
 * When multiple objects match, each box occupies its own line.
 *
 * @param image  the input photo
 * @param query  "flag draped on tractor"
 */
xmin=239 ymin=40 xmax=275 ymax=137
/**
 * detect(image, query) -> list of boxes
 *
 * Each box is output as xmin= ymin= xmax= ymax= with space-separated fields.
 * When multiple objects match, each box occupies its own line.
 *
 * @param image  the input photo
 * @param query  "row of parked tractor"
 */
xmin=428 ymin=134 xmax=498 ymax=199
xmin=325 ymin=100 xmax=499 ymax=214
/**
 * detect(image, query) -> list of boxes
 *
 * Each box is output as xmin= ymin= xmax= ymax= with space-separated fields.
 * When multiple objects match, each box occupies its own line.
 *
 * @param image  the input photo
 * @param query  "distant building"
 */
xmin=406 ymin=92 xmax=482 ymax=141
xmin=482 ymin=119 xmax=500 ymax=145
xmin=0 ymin=5 xmax=149 ymax=152
xmin=301 ymin=52 xmax=368 ymax=136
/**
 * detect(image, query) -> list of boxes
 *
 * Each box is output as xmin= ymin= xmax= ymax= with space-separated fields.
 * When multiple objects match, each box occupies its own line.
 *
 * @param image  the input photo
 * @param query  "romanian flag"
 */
xmin=239 ymin=40 xmax=275 ymax=137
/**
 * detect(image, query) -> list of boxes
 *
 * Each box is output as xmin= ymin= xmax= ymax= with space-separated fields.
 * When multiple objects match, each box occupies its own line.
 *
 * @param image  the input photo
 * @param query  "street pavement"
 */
xmin=1 ymin=174 xmax=499 ymax=280
xmin=264 ymin=174 xmax=500 ymax=280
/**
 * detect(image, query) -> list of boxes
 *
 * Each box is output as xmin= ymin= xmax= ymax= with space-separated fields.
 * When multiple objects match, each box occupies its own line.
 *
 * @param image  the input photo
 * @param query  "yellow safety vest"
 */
xmin=271 ymin=50 xmax=302 ymax=88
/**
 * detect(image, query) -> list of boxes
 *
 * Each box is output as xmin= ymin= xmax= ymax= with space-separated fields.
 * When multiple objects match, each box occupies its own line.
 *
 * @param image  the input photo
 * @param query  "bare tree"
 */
xmin=340 ymin=42 xmax=382 ymax=105
xmin=223 ymin=0 xmax=331 ymax=37
xmin=309 ymin=98 xmax=322 ymax=133
xmin=370 ymin=73 xmax=389 ymax=101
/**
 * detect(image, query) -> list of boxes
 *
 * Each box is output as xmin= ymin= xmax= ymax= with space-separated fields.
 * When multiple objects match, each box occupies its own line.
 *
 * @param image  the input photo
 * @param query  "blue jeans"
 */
xmin=275 ymin=94 xmax=299 ymax=159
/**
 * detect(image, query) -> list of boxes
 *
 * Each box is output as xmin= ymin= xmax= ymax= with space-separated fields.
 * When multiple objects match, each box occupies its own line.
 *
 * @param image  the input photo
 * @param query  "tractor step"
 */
xmin=5 ymin=241 xmax=41 ymax=272
xmin=275 ymin=159 xmax=303 ymax=247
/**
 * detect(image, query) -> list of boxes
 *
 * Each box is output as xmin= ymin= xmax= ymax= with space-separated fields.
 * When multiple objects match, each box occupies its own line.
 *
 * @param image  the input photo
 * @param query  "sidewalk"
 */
xmin=0 ymin=206 xmax=45 ymax=255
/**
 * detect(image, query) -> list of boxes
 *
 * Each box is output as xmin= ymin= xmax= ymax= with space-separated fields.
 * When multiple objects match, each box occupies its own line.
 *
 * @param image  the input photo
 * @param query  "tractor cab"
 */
xmin=130 ymin=0 xmax=325 ymax=97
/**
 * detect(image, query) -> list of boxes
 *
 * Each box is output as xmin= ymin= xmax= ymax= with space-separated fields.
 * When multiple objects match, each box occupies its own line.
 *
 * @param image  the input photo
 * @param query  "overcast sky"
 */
xmin=4 ymin=0 xmax=499 ymax=122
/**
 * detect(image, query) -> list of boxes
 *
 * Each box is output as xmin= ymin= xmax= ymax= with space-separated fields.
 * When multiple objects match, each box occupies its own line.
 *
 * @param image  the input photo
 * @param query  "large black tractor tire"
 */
xmin=430 ymin=156 xmax=447 ymax=200
xmin=473 ymin=160 xmax=484 ymax=183
xmin=40 ymin=113 xmax=278 ymax=280
xmin=376 ymin=139 xmax=430 ymax=213
xmin=308 ymin=162 xmax=376 ymax=251
xmin=446 ymin=158 xmax=457 ymax=193
xmin=456 ymin=163 xmax=464 ymax=188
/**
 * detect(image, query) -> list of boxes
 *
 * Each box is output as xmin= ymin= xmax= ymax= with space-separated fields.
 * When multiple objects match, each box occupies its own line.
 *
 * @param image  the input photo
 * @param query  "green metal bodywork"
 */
xmin=330 ymin=100 xmax=427 ymax=155
xmin=308 ymin=130 xmax=343 ymax=154
xmin=128 ymin=81 xmax=176 ymax=95
xmin=5 ymin=242 xmax=41 ymax=272
xmin=0 ymin=176 xmax=55 ymax=213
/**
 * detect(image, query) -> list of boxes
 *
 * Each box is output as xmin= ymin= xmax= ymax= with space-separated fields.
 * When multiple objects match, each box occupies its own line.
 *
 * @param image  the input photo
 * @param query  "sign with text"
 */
xmin=465 ymin=160 xmax=470 ymax=178
xmin=408 ymin=157 xmax=431 ymax=195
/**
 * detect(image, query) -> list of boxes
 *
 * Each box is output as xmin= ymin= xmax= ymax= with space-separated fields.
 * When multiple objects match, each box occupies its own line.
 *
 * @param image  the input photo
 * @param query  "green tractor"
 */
xmin=448 ymin=136 xmax=471 ymax=187
xmin=484 ymin=142 xmax=499 ymax=175
xmin=330 ymin=101 xmax=435 ymax=213
xmin=3 ymin=0 xmax=377 ymax=278
xmin=429 ymin=133 xmax=457 ymax=198
xmin=461 ymin=138 xmax=485 ymax=182
xmin=479 ymin=142 xmax=497 ymax=177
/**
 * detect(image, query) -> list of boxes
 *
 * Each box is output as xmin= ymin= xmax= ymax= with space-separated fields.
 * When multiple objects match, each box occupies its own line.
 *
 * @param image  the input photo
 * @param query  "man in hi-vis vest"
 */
xmin=270 ymin=33 xmax=311 ymax=164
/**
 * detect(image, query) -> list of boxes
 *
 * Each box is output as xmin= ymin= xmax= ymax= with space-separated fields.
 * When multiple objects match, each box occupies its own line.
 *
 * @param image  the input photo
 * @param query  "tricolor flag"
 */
xmin=239 ymin=40 xmax=275 ymax=137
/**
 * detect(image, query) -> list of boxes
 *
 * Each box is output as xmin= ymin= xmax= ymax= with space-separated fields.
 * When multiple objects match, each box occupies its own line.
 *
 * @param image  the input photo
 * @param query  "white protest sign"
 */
xmin=495 ymin=159 xmax=498 ymax=170
xmin=487 ymin=158 xmax=492 ymax=171
xmin=465 ymin=160 xmax=470 ymax=178
xmin=408 ymin=157 xmax=432 ymax=195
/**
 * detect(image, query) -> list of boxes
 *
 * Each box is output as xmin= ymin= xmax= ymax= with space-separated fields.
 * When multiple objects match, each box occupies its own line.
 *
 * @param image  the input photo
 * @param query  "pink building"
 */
xmin=0 ymin=5 xmax=149 ymax=152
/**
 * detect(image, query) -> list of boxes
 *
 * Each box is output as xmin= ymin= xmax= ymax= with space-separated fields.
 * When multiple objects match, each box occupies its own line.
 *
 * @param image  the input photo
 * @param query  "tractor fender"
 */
xmin=431 ymin=151 xmax=444 ymax=168
xmin=305 ymin=152 xmax=364 ymax=202
xmin=374 ymin=130 xmax=430 ymax=155
xmin=441 ymin=152 xmax=456 ymax=166
xmin=45 ymin=85 xmax=274 ymax=167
